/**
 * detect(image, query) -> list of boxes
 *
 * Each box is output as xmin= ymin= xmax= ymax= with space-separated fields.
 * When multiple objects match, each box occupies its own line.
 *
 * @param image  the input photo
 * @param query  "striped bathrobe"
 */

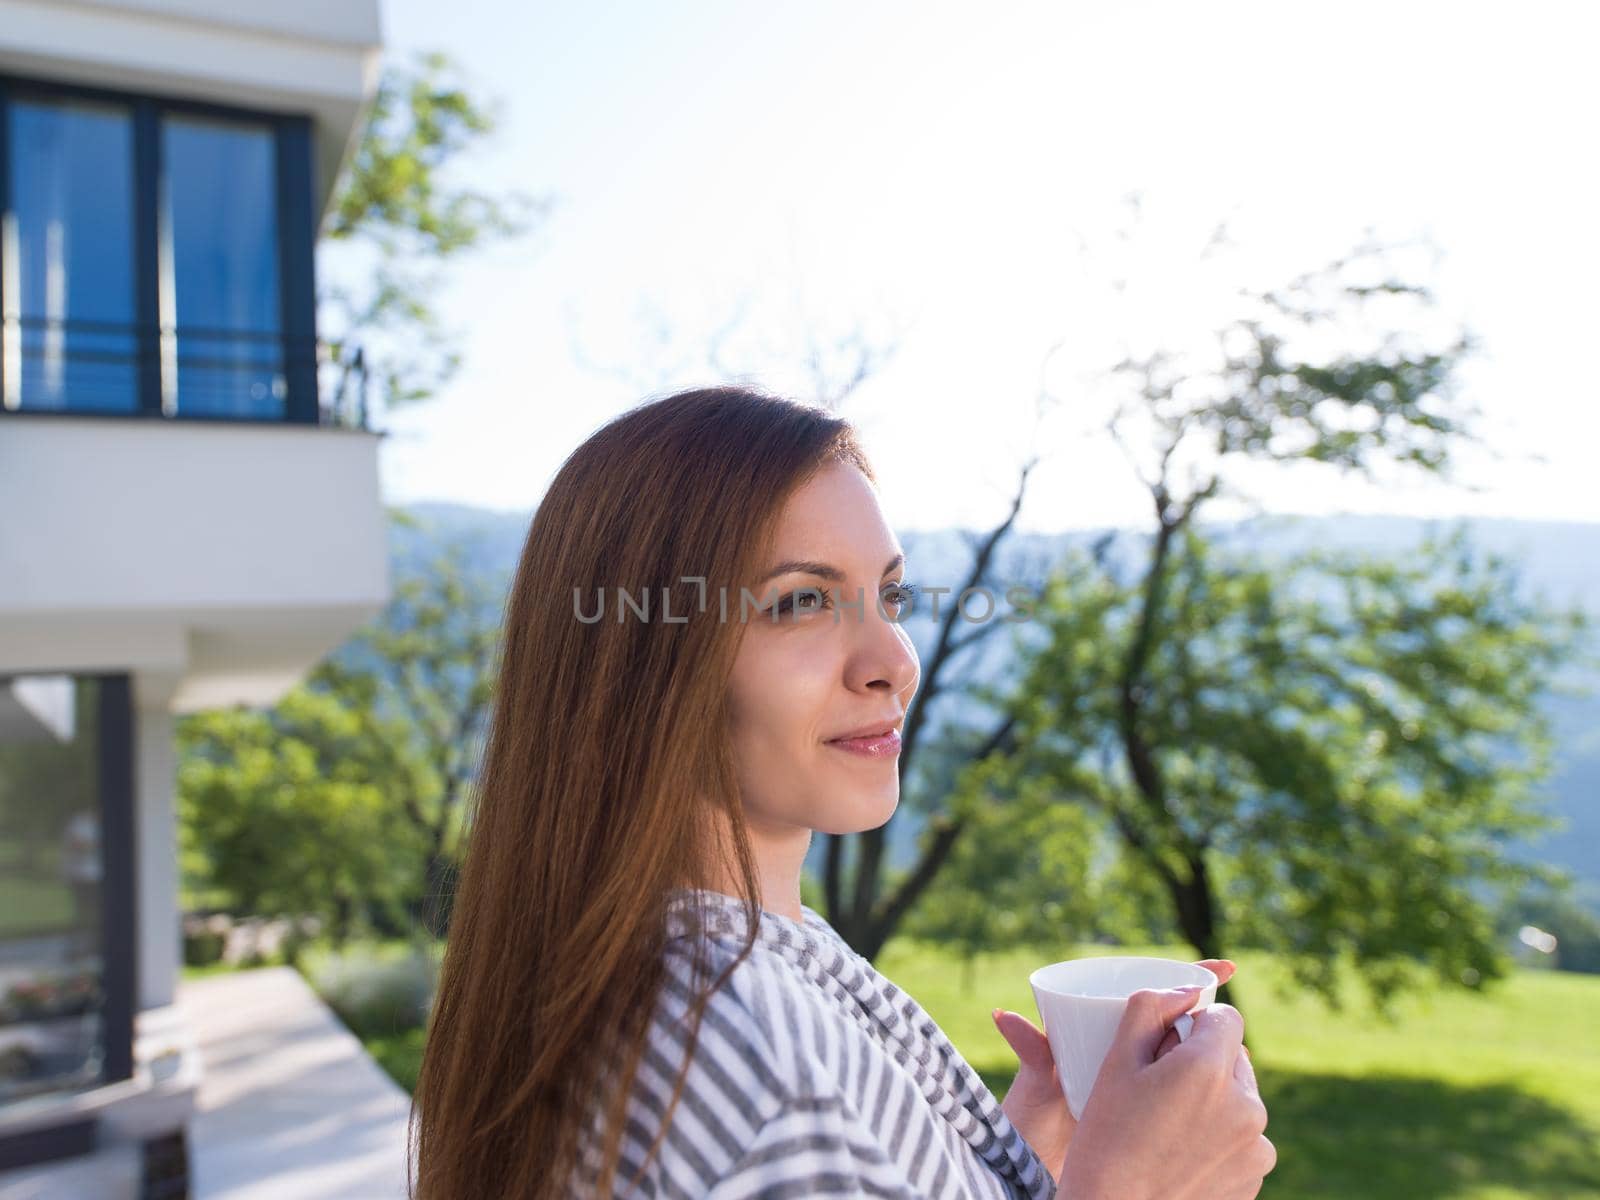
xmin=570 ymin=887 xmax=1058 ymax=1199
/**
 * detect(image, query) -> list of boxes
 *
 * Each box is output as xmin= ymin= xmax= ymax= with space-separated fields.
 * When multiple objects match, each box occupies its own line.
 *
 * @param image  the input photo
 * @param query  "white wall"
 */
xmin=73 ymin=0 xmax=382 ymax=49
xmin=133 ymin=684 xmax=178 ymax=1011
xmin=0 ymin=416 xmax=390 ymax=712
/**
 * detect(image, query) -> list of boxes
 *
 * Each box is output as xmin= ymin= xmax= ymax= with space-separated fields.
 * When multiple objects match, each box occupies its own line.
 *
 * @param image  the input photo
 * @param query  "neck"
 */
xmin=700 ymin=805 xmax=811 ymax=923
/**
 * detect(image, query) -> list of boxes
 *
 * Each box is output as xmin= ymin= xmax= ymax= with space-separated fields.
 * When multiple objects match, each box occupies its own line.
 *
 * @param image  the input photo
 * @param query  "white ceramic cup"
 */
xmin=1029 ymin=955 xmax=1219 ymax=1120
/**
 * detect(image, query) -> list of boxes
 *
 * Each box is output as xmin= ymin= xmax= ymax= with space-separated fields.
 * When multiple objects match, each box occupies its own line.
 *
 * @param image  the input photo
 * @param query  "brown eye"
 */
xmin=882 ymin=581 xmax=920 ymax=612
xmin=775 ymin=588 xmax=830 ymax=616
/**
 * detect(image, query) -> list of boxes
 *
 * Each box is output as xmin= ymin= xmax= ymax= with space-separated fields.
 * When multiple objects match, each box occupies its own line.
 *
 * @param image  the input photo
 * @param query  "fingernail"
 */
xmin=991 ymin=1008 xmax=1002 ymax=1021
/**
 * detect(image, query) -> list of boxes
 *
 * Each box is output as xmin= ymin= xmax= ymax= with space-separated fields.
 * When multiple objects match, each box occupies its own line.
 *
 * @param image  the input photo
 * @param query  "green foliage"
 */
xmin=320 ymin=50 xmax=542 ymax=412
xmin=1114 ymin=233 xmax=1483 ymax=488
xmin=900 ymin=233 xmax=1595 ymax=1024
xmin=302 ymin=940 xmax=438 ymax=1093
xmin=364 ymin=1026 xmax=429 ymax=1096
xmin=902 ymin=759 xmax=1151 ymax=985
xmin=181 ymin=925 xmax=226 ymax=968
xmin=308 ymin=530 xmax=505 ymax=892
xmin=853 ymin=233 xmax=1525 ymax=978
xmin=993 ymin=522 xmax=1593 ymax=1017
xmin=177 ymin=689 xmax=428 ymax=939
xmin=327 ymin=51 xmax=524 ymax=253
xmin=303 ymin=941 xmax=438 ymax=1039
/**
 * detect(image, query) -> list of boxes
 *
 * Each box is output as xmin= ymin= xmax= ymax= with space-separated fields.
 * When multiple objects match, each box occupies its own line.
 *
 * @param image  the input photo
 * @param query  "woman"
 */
xmin=411 ymin=386 xmax=1275 ymax=1198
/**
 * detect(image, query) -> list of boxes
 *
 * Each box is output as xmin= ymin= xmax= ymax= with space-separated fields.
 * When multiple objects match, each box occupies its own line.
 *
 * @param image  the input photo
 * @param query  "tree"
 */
xmin=177 ymin=688 xmax=427 ymax=944
xmin=981 ymin=520 xmax=1589 ymax=1018
xmin=827 ymin=213 xmax=1592 ymax=982
xmin=898 ymin=760 xmax=1115 ymax=994
xmin=307 ymin=523 xmax=504 ymax=937
xmin=319 ymin=50 xmax=543 ymax=421
xmin=896 ymin=217 xmax=1597 ymax=1015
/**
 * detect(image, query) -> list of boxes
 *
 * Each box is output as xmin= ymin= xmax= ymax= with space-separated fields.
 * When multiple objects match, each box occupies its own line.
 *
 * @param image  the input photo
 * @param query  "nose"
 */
xmin=842 ymin=593 xmax=920 ymax=697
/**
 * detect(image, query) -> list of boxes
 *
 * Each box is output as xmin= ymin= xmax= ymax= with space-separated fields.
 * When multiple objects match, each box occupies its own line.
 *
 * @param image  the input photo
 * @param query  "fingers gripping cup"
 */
xmin=1029 ymin=956 xmax=1219 ymax=1121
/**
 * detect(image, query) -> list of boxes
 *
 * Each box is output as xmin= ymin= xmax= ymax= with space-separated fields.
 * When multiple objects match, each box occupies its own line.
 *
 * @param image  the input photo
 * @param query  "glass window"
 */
xmin=6 ymin=98 xmax=138 ymax=413
xmin=163 ymin=114 xmax=284 ymax=419
xmin=0 ymin=675 xmax=110 ymax=1105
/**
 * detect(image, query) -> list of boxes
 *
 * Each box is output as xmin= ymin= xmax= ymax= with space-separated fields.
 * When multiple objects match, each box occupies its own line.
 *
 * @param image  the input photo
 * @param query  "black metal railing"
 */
xmin=0 ymin=314 xmax=371 ymax=429
xmin=320 ymin=340 xmax=372 ymax=431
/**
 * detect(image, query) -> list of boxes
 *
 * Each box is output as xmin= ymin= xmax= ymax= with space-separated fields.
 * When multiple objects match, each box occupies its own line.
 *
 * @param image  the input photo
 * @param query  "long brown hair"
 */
xmin=410 ymin=386 xmax=874 ymax=1198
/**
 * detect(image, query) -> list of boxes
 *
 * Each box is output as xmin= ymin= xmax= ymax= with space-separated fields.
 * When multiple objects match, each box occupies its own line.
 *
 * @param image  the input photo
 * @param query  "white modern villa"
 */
xmin=0 ymin=1 xmax=388 ymax=1194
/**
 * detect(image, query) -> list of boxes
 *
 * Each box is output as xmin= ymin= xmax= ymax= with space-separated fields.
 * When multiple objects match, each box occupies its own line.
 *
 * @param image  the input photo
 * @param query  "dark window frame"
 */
xmin=0 ymin=672 xmax=137 ymax=1169
xmin=99 ymin=673 xmax=136 ymax=1087
xmin=0 ymin=71 xmax=319 ymax=425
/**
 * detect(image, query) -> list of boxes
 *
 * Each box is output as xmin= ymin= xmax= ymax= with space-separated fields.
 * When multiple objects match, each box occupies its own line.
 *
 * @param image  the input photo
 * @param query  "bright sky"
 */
xmin=363 ymin=0 xmax=1600 ymax=534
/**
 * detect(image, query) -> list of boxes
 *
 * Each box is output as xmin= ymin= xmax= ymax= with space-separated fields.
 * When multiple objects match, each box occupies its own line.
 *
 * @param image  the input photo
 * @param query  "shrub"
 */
xmin=305 ymin=943 xmax=436 ymax=1040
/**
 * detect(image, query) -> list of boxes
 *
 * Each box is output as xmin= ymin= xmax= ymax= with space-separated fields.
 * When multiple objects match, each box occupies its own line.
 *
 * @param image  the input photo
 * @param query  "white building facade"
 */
xmin=0 ymin=1 xmax=387 ymax=1191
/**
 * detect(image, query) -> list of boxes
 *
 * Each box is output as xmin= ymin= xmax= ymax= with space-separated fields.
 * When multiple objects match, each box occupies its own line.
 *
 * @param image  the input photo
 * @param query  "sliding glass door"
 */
xmin=0 ymin=674 xmax=133 ymax=1109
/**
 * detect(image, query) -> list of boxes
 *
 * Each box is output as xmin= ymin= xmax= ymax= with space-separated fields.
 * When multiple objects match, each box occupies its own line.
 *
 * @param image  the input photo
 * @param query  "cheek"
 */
xmin=727 ymin=633 xmax=836 ymax=765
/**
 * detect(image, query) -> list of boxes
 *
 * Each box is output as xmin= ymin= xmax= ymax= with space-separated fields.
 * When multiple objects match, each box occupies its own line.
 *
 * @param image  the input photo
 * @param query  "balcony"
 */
xmin=3 ymin=316 xmax=374 ymax=430
xmin=0 ymin=407 xmax=388 ymax=711
xmin=0 ymin=71 xmax=386 ymax=711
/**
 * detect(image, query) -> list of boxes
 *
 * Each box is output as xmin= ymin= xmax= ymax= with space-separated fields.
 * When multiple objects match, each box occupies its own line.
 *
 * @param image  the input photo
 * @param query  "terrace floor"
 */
xmin=183 ymin=966 xmax=413 ymax=1199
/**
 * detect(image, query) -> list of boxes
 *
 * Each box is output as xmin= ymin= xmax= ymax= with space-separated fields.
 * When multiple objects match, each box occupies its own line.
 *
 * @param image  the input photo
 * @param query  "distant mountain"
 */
xmin=391 ymin=505 xmax=1600 ymax=912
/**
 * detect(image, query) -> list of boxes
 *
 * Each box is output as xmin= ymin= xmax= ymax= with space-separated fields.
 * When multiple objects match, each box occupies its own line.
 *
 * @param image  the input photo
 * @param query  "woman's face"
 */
xmin=725 ymin=461 xmax=921 ymax=836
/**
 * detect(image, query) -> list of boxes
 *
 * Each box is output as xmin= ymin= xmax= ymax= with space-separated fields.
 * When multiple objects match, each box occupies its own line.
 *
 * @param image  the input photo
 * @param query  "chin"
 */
xmin=824 ymin=785 xmax=899 ymax=835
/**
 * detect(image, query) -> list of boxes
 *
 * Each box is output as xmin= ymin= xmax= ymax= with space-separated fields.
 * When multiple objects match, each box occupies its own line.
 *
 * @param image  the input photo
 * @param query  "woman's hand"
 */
xmin=992 ymin=959 xmax=1236 ymax=1184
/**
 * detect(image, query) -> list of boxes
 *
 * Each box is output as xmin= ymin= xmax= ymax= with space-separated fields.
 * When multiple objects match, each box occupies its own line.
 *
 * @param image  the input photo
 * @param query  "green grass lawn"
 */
xmin=364 ymin=1026 xmax=427 ymax=1094
xmin=880 ymin=940 xmax=1600 ymax=1200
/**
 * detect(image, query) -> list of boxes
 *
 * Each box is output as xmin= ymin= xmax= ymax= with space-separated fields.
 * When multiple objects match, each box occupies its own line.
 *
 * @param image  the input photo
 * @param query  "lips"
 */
xmin=824 ymin=721 xmax=904 ymax=758
xmin=826 ymin=717 xmax=903 ymax=742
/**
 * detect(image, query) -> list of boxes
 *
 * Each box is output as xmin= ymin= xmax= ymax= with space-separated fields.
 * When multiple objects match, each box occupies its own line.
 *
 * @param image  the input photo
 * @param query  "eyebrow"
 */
xmin=761 ymin=552 xmax=905 ymax=584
